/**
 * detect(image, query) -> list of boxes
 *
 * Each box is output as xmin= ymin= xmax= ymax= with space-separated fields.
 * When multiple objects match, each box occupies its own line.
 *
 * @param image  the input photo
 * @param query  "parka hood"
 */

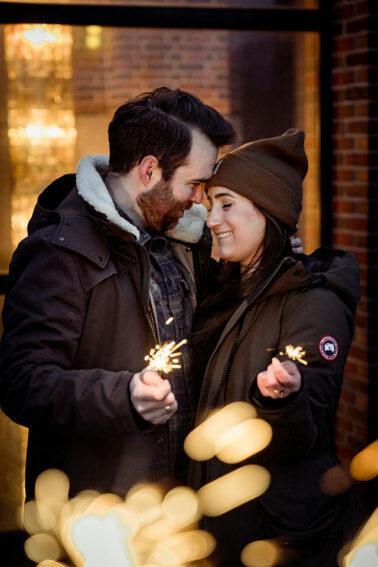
xmin=28 ymin=155 xmax=207 ymax=244
xmin=301 ymin=246 xmax=360 ymax=306
xmin=262 ymin=246 xmax=360 ymax=311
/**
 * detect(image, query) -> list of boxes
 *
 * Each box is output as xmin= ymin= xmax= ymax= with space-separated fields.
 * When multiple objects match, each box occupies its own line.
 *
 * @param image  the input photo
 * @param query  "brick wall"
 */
xmin=72 ymin=25 xmax=234 ymax=152
xmin=331 ymin=0 xmax=373 ymax=466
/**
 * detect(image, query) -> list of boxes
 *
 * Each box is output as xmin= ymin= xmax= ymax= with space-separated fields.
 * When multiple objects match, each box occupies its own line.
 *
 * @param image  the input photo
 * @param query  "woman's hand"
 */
xmin=130 ymin=368 xmax=177 ymax=424
xmin=257 ymin=357 xmax=301 ymax=399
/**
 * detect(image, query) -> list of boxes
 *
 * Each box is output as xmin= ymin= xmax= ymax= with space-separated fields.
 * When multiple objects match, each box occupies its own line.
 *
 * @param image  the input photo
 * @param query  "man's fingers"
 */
xmin=141 ymin=369 xmax=164 ymax=386
xmin=141 ymin=399 xmax=178 ymax=424
xmin=130 ymin=369 xmax=178 ymax=423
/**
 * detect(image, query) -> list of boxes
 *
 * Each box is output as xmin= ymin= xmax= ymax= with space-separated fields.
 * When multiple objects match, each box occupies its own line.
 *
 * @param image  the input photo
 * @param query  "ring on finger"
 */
xmin=273 ymin=388 xmax=284 ymax=395
xmin=164 ymin=405 xmax=171 ymax=412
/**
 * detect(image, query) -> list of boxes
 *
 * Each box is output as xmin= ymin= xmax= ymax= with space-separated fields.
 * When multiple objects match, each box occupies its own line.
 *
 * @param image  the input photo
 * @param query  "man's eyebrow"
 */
xmin=188 ymin=177 xmax=210 ymax=183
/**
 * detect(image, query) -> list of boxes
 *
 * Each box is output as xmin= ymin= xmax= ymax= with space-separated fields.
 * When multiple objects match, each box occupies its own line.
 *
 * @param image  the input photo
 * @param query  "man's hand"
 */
xmin=130 ymin=369 xmax=177 ymax=424
xmin=257 ymin=357 xmax=301 ymax=399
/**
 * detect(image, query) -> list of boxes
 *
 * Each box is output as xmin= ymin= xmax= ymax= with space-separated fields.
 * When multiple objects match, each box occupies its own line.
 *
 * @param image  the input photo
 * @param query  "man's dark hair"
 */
xmin=108 ymin=86 xmax=236 ymax=180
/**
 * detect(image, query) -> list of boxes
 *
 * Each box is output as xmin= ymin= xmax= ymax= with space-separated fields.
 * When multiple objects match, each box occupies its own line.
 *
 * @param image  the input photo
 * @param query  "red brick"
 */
xmin=332 ymin=231 xmax=354 ymax=246
xmin=345 ymin=153 xmax=369 ymax=166
xmin=356 ymin=67 xmax=369 ymax=82
xmin=333 ymin=135 xmax=355 ymax=150
xmin=335 ymin=4 xmax=356 ymax=20
xmin=345 ymin=86 xmax=369 ymax=100
xmin=347 ymin=121 xmax=369 ymax=134
xmin=334 ymin=104 xmax=355 ymax=119
xmin=342 ymin=184 xmax=368 ymax=197
xmin=355 ymin=33 xmax=369 ymax=50
xmin=347 ymin=18 xmax=369 ymax=34
xmin=349 ymin=344 xmax=367 ymax=362
xmin=333 ymin=168 xmax=356 ymax=182
xmin=355 ymin=137 xmax=368 ymax=150
xmin=334 ymin=36 xmax=355 ymax=52
xmin=332 ymin=69 xmax=355 ymax=85
xmin=355 ymin=1 xmax=370 ymax=16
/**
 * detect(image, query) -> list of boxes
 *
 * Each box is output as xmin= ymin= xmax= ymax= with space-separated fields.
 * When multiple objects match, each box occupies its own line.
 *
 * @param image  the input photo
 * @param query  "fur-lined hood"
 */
xmin=76 ymin=155 xmax=207 ymax=244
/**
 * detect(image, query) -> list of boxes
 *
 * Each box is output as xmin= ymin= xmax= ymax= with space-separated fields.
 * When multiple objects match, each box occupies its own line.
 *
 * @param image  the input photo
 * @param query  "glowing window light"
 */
xmin=23 ymin=25 xmax=58 ymax=46
xmin=85 ymin=26 xmax=102 ymax=50
xmin=25 ymin=124 xmax=43 ymax=139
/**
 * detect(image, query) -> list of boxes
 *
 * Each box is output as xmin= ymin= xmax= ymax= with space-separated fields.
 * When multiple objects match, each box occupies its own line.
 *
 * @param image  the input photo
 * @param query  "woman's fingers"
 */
xmin=257 ymin=357 xmax=302 ymax=399
xmin=272 ymin=358 xmax=301 ymax=391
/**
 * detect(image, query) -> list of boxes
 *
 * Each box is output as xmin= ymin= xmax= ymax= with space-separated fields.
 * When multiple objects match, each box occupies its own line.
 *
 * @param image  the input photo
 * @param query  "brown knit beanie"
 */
xmin=206 ymin=128 xmax=308 ymax=234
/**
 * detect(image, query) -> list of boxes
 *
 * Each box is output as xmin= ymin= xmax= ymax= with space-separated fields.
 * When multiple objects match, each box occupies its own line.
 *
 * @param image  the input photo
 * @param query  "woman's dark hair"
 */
xmin=108 ymin=86 xmax=236 ymax=181
xmin=193 ymin=207 xmax=293 ymax=342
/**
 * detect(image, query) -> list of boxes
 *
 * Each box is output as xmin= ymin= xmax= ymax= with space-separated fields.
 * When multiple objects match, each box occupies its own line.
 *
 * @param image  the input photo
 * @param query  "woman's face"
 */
xmin=206 ymin=186 xmax=266 ymax=268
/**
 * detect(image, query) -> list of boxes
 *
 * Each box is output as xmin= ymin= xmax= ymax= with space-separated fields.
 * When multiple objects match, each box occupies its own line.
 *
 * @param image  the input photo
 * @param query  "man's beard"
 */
xmin=137 ymin=178 xmax=192 ymax=233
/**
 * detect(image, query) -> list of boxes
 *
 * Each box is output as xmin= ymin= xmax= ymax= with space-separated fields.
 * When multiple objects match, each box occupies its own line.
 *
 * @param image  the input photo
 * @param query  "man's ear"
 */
xmin=139 ymin=155 xmax=162 ymax=186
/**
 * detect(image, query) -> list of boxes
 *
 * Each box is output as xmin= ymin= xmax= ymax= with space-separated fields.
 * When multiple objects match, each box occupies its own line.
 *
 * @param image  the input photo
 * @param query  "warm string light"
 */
xmin=279 ymin=344 xmax=308 ymax=366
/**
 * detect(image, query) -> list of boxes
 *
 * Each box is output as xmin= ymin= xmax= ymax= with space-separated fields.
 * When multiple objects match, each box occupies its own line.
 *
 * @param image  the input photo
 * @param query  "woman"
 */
xmin=190 ymin=129 xmax=362 ymax=566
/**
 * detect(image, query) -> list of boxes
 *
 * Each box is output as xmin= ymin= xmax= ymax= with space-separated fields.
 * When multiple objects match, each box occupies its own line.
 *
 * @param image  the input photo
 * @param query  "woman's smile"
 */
xmin=206 ymin=186 xmax=266 ymax=268
xmin=215 ymin=231 xmax=232 ymax=240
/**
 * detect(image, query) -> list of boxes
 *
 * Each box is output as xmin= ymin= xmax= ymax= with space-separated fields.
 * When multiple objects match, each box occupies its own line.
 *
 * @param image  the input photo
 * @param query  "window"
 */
xmin=0 ymin=13 xmax=321 ymax=273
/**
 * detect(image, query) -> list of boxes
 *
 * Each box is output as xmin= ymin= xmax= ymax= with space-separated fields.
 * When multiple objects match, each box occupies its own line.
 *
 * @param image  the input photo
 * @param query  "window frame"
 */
xmin=0 ymin=0 xmax=332 ymax=294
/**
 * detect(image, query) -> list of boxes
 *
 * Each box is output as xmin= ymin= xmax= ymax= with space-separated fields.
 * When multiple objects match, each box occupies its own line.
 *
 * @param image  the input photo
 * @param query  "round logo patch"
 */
xmin=318 ymin=336 xmax=339 ymax=361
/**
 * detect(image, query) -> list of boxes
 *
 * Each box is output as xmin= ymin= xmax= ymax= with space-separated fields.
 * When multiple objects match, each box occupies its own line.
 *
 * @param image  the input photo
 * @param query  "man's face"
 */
xmin=137 ymin=130 xmax=218 ymax=233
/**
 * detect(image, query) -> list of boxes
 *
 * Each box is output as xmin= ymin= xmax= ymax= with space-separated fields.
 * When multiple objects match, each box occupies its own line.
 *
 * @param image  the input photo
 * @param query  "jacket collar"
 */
xmin=76 ymin=155 xmax=207 ymax=244
xmin=210 ymin=247 xmax=359 ymax=354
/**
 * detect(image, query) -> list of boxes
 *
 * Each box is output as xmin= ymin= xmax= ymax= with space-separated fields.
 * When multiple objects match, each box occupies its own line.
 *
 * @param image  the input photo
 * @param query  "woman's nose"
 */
xmin=206 ymin=208 xmax=221 ymax=228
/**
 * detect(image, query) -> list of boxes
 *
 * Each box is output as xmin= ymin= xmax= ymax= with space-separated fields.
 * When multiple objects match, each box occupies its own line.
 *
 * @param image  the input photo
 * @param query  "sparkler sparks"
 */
xmin=144 ymin=339 xmax=188 ymax=374
xmin=279 ymin=344 xmax=308 ymax=366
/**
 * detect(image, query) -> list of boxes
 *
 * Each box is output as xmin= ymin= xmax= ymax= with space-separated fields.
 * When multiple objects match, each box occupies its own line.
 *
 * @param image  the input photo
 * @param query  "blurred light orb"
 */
xmin=184 ymin=402 xmax=257 ymax=461
xmin=197 ymin=465 xmax=270 ymax=516
xmin=349 ymin=544 xmax=378 ymax=567
xmin=161 ymin=485 xmax=199 ymax=525
xmin=215 ymin=418 xmax=272 ymax=463
xmin=147 ymin=529 xmax=216 ymax=565
xmin=241 ymin=539 xmax=279 ymax=567
xmin=25 ymin=532 xmax=63 ymax=563
xmin=350 ymin=440 xmax=378 ymax=481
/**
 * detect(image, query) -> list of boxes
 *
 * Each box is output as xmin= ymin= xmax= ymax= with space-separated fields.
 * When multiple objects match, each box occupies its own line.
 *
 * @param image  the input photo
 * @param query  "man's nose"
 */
xmin=190 ymin=185 xmax=204 ymax=204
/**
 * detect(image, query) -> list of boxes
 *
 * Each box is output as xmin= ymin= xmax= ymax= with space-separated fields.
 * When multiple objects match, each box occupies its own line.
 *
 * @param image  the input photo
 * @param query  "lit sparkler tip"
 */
xmin=144 ymin=338 xmax=188 ymax=375
xmin=283 ymin=344 xmax=308 ymax=366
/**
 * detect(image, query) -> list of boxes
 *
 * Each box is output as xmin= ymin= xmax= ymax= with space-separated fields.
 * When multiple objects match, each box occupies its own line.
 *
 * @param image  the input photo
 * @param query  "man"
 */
xmin=0 ymin=87 xmax=236 ymax=499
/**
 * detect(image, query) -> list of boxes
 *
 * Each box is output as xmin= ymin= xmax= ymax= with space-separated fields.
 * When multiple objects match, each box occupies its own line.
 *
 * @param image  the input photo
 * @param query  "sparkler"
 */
xmin=279 ymin=344 xmax=308 ymax=366
xmin=144 ymin=339 xmax=188 ymax=375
